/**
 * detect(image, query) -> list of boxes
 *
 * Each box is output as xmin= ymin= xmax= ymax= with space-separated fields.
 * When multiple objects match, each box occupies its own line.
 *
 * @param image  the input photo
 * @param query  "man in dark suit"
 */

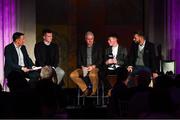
xmin=70 ymin=31 xmax=102 ymax=96
xmin=104 ymin=34 xmax=127 ymax=96
xmin=4 ymin=32 xmax=39 ymax=87
xmin=127 ymin=31 xmax=158 ymax=87
xmin=34 ymin=29 xmax=65 ymax=85
xmin=104 ymin=34 xmax=127 ymax=74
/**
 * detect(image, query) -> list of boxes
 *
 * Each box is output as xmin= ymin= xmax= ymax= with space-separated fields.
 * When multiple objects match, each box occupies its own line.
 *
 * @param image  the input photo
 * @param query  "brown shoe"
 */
xmin=81 ymin=88 xmax=91 ymax=97
xmin=90 ymin=92 xmax=97 ymax=96
xmin=105 ymin=88 xmax=112 ymax=97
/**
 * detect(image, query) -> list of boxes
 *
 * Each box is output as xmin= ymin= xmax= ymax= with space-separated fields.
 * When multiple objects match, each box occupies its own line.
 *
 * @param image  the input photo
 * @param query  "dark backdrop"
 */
xmin=36 ymin=0 xmax=144 ymax=88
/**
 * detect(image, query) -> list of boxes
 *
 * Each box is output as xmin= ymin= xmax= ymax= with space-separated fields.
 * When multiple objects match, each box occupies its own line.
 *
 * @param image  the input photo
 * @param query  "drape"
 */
xmin=0 ymin=0 xmax=16 ymax=86
xmin=167 ymin=0 xmax=180 ymax=74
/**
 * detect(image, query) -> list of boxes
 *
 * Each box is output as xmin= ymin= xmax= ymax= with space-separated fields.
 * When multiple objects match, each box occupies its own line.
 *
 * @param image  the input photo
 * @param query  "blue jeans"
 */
xmin=128 ymin=66 xmax=151 ymax=88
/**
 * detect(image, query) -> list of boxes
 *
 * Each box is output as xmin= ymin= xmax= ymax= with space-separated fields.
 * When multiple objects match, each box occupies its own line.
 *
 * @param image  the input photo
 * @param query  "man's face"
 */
xmin=85 ymin=35 xmax=94 ymax=46
xmin=108 ymin=37 xmax=117 ymax=46
xmin=133 ymin=34 xmax=141 ymax=44
xmin=43 ymin=33 xmax=53 ymax=43
xmin=16 ymin=35 xmax=25 ymax=46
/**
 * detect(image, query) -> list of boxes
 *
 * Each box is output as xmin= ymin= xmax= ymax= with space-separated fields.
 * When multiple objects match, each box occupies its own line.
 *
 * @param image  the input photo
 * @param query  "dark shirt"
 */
xmin=44 ymin=45 xmax=51 ymax=65
xmin=34 ymin=41 xmax=59 ymax=68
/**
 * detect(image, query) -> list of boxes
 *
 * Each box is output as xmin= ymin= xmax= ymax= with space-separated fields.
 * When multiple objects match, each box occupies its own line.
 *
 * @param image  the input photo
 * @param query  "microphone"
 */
xmin=108 ymin=53 xmax=114 ymax=59
xmin=108 ymin=53 xmax=116 ymax=70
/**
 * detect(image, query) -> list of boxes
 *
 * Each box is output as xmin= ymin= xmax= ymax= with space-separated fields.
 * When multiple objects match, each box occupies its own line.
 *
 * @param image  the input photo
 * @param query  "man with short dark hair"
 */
xmin=105 ymin=34 xmax=127 ymax=74
xmin=4 ymin=32 xmax=39 ymax=87
xmin=34 ymin=29 xmax=65 ymax=85
xmin=127 ymin=31 xmax=158 ymax=87
xmin=104 ymin=34 xmax=127 ymax=96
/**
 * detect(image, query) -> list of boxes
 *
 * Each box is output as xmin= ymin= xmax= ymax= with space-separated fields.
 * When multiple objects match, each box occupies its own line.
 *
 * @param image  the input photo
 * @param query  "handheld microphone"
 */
xmin=108 ymin=53 xmax=116 ymax=70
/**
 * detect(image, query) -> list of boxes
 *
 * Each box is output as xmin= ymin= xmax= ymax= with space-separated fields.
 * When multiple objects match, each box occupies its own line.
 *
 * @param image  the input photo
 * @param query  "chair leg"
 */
xmin=101 ymin=82 xmax=105 ymax=106
xmin=97 ymin=88 xmax=99 ymax=105
xmin=77 ymin=88 xmax=80 ymax=106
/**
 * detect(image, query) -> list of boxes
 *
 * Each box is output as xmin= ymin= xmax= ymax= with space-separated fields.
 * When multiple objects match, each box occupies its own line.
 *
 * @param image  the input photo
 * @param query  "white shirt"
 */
xmin=108 ymin=44 xmax=120 ymax=70
xmin=44 ymin=41 xmax=51 ymax=46
xmin=138 ymin=40 xmax=146 ymax=51
xmin=112 ymin=44 xmax=119 ymax=58
xmin=14 ymin=43 xmax=25 ymax=66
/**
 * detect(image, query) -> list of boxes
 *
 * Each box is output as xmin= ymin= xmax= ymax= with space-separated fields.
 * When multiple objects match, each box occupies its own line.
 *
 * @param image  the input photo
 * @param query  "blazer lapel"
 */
xmin=11 ymin=43 xmax=19 ymax=64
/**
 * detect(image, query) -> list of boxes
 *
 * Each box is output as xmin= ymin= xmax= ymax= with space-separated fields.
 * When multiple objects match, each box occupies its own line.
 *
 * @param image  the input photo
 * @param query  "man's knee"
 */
xmin=70 ymin=71 xmax=79 ymax=80
xmin=89 ymin=72 xmax=98 ymax=78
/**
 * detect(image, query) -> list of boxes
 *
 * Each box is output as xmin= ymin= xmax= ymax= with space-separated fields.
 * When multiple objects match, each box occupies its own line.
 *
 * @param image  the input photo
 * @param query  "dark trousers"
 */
xmin=25 ymin=71 xmax=40 ymax=88
xmin=128 ymin=66 xmax=151 ymax=88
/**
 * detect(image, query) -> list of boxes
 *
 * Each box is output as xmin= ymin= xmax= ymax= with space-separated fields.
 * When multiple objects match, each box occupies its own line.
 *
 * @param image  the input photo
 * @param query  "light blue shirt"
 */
xmin=14 ymin=43 xmax=25 ymax=66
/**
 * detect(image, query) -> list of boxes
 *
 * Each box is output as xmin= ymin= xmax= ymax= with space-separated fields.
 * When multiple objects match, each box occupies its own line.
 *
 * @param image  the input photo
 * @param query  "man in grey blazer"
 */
xmin=104 ymin=34 xmax=127 ymax=74
xmin=104 ymin=34 xmax=127 ymax=96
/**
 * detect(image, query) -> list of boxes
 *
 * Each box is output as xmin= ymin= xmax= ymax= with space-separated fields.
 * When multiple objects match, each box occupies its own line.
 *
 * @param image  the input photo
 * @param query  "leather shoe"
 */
xmin=81 ymin=88 xmax=91 ymax=97
xmin=89 ymin=92 xmax=97 ymax=96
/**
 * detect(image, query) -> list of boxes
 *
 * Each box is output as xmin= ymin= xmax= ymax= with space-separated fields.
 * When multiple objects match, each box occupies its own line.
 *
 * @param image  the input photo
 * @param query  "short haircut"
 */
xmin=134 ymin=31 xmax=145 ymax=37
xmin=85 ymin=31 xmax=94 ymax=38
xmin=12 ymin=32 xmax=24 ymax=42
xmin=108 ymin=33 xmax=119 ymax=39
xmin=42 ymin=29 xmax=53 ymax=36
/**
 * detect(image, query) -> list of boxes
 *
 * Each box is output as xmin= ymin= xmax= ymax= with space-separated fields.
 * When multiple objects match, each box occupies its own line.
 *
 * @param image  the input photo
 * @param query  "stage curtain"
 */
xmin=167 ymin=0 xmax=180 ymax=74
xmin=0 ymin=0 xmax=16 ymax=87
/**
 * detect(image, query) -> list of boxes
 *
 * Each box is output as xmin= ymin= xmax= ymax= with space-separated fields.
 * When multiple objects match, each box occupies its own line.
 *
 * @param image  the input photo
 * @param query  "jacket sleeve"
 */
xmin=4 ymin=46 xmax=22 ymax=70
xmin=77 ymin=46 xmax=82 ymax=68
xmin=117 ymin=47 xmax=128 ymax=66
xmin=23 ymin=46 xmax=34 ymax=68
xmin=95 ymin=46 xmax=103 ymax=68
xmin=34 ymin=43 xmax=44 ymax=67
xmin=127 ymin=41 xmax=136 ymax=67
xmin=150 ymin=44 xmax=157 ymax=72
xmin=54 ymin=44 xmax=59 ymax=68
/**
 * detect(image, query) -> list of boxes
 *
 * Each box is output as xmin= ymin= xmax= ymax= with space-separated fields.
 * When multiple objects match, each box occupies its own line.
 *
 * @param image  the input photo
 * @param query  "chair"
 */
xmin=160 ymin=60 xmax=176 ymax=75
xmin=101 ymin=74 xmax=118 ymax=106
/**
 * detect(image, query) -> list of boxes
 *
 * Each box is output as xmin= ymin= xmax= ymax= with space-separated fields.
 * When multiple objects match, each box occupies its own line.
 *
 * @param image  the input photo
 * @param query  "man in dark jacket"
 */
xmin=34 ymin=29 xmax=65 ymax=85
xmin=127 ymin=31 xmax=158 ymax=87
xmin=70 ymin=31 xmax=102 ymax=96
xmin=104 ymin=34 xmax=127 ymax=74
xmin=4 ymin=32 xmax=39 ymax=87
xmin=104 ymin=34 xmax=127 ymax=96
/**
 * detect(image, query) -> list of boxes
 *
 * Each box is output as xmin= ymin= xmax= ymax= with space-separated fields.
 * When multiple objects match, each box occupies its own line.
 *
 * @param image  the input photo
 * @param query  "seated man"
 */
xmin=40 ymin=66 xmax=54 ymax=80
xmin=127 ymin=31 xmax=158 ymax=87
xmin=70 ymin=31 xmax=102 ymax=96
xmin=40 ymin=65 xmax=59 ymax=83
xmin=4 ymin=32 xmax=39 ymax=88
xmin=34 ymin=29 xmax=65 ymax=85
xmin=104 ymin=34 xmax=127 ymax=95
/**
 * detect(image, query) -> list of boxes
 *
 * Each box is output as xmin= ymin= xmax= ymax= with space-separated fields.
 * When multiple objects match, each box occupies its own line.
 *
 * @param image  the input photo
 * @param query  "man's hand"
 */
xmin=106 ymin=59 xmax=114 ymax=65
xmin=113 ymin=58 xmax=117 ymax=64
xmin=87 ymin=65 xmax=96 ymax=71
xmin=87 ymin=66 xmax=93 ymax=71
xmin=127 ymin=66 xmax=133 ymax=73
xmin=21 ymin=67 xmax=30 ymax=73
